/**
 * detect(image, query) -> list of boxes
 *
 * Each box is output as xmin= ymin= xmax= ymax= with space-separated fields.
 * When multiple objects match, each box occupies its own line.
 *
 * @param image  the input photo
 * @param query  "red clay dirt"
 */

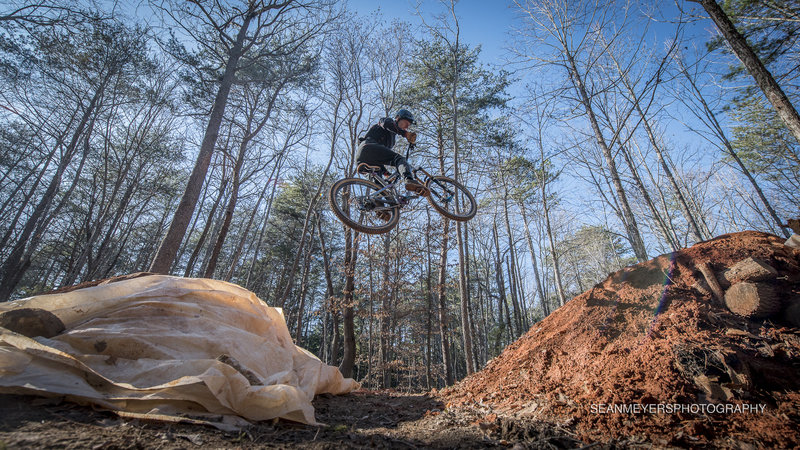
xmin=443 ymin=231 xmax=800 ymax=447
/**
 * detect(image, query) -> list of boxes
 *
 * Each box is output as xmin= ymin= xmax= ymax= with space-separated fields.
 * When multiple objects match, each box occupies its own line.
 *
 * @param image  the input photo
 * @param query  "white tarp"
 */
xmin=0 ymin=275 xmax=358 ymax=430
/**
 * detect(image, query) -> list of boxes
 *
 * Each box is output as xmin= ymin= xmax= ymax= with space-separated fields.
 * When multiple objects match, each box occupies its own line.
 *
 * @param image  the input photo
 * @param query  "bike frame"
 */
xmin=360 ymin=169 xmax=418 ymax=210
xmin=357 ymin=144 xmax=456 ymax=209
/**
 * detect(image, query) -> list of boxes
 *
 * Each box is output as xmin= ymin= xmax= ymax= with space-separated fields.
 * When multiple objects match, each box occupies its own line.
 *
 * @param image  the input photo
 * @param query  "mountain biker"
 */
xmin=356 ymin=109 xmax=426 ymax=194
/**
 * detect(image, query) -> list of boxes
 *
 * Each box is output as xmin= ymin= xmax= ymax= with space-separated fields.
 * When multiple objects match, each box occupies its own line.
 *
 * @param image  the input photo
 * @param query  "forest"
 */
xmin=0 ymin=0 xmax=797 ymax=393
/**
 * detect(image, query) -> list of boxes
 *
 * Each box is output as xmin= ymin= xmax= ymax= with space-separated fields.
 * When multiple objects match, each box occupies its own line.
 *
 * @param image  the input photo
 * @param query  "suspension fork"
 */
xmin=414 ymin=167 xmax=453 ymax=195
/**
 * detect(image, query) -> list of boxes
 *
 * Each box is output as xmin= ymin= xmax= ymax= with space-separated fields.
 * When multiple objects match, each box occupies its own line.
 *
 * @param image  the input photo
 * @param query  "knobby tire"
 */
xmin=329 ymin=177 xmax=400 ymax=235
xmin=425 ymin=175 xmax=476 ymax=221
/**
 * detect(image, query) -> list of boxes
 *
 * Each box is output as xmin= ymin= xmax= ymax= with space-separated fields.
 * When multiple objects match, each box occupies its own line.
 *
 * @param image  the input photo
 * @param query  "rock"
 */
xmin=693 ymin=374 xmax=735 ymax=401
xmin=0 ymin=308 xmax=65 ymax=338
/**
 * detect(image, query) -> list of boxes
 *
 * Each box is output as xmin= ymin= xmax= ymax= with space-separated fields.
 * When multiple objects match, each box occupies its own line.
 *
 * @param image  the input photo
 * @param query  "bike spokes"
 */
xmin=329 ymin=178 xmax=400 ymax=234
xmin=425 ymin=176 xmax=477 ymax=221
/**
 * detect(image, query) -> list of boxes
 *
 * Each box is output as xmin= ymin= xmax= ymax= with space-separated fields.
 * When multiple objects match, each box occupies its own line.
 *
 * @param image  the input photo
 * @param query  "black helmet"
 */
xmin=394 ymin=109 xmax=415 ymax=124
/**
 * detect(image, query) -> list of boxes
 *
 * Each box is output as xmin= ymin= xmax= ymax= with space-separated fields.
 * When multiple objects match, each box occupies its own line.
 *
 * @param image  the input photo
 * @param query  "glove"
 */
xmin=406 ymin=131 xmax=417 ymax=144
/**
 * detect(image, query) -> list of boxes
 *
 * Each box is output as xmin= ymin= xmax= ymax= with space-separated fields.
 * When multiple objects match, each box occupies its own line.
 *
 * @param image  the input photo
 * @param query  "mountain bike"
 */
xmin=328 ymin=144 xmax=477 ymax=235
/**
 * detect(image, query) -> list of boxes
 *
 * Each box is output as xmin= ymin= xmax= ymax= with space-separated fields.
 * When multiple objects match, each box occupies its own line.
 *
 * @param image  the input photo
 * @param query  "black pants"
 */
xmin=356 ymin=142 xmax=412 ymax=178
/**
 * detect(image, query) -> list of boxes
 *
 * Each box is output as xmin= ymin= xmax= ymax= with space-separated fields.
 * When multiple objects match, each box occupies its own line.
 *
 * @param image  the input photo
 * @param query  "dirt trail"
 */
xmin=2 ymin=231 xmax=799 ymax=448
xmin=1 ymin=390 xmax=583 ymax=448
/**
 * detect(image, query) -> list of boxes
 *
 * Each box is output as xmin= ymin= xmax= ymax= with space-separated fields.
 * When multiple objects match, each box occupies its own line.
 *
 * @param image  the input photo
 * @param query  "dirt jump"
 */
xmin=2 ymin=230 xmax=799 ymax=448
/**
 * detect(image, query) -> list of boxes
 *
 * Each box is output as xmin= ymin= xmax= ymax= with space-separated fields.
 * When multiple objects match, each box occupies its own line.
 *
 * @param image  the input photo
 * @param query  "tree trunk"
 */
xmin=717 ymin=257 xmax=778 ymax=288
xmin=425 ymin=214 xmax=434 ymax=389
xmin=149 ymin=13 xmax=253 ymax=274
xmin=330 ymin=310 xmax=341 ymax=367
xmin=502 ymin=194 xmax=523 ymax=335
xmin=540 ymin=168 xmax=567 ymax=307
xmin=294 ymin=220 xmax=316 ymax=344
xmin=86 ymin=160 xmax=146 ymax=280
xmin=339 ymin=226 xmax=359 ymax=378
xmin=245 ymin=155 xmax=284 ymax=288
xmin=380 ymin=233 xmax=392 ymax=388
xmin=436 ymin=217 xmax=454 ymax=385
xmin=618 ymin=141 xmax=680 ymax=252
xmin=276 ymin=135 xmax=337 ymax=309
xmin=693 ymin=0 xmax=800 ymax=145
xmin=0 ymin=80 xmax=106 ymax=299
xmin=204 ymin=158 xmax=243 ymax=278
xmin=614 ymin=64 xmax=706 ymax=242
xmin=492 ymin=220 xmax=507 ymax=354
xmin=224 ymin=155 xmax=278 ymax=281
xmin=366 ymin=235 xmax=375 ymax=389
xmin=520 ymin=202 xmax=548 ymax=317
xmin=185 ymin=165 xmax=228 ymax=277
xmin=724 ymin=281 xmax=780 ymax=319
xmin=0 ymin=145 xmax=57 ymax=252
xmin=206 ymin=83 xmax=282 ymax=279
xmin=224 ymin=180 xmax=267 ymax=281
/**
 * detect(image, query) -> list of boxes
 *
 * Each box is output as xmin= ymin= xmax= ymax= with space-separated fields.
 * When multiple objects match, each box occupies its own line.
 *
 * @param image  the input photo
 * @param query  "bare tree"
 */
xmin=149 ymin=0 xmax=333 ymax=273
xmin=0 ymin=18 xmax=147 ymax=299
xmin=514 ymin=0 xmax=649 ymax=262
xmin=673 ymin=52 xmax=789 ymax=237
xmin=598 ymin=28 xmax=708 ymax=243
xmin=204 ymin=57 xmax=313 ymax=278
xmin=319 ymin=17 xmax=379 ymax=378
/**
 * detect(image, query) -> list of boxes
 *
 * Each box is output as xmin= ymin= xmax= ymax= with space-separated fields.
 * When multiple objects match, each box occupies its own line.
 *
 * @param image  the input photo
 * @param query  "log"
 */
xmin=783 ymin=218 xmax=800 ymax=235
xmin=786 ymin=234 xmax=800 ymax=250
xmin=692 ymin=278 xmax=712 ymax=297
xmin=784 ymin=299 xmax=800 ymax=328
xmin=724 ymin=282 xmax=781 ymax=319
xmin=697 ymin=263 xmax=725 ymax=305
xmin=716 ymin=257 xmax=777 ymax=289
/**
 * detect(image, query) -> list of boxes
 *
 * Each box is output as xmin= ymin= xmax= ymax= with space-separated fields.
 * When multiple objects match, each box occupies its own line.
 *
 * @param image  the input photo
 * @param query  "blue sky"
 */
xmin=346 ymin=0 xmax=519 ymax=66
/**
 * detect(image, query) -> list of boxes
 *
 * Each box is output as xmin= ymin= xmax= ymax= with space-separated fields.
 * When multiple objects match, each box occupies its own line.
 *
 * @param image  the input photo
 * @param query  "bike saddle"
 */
xmin=356 ymin=163 xmax=388 ymax=176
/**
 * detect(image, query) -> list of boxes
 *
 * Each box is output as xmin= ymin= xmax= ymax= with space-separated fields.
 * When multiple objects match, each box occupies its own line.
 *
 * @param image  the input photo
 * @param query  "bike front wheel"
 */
xmin=425 ymin=175 xmax=477 ymax=221
xmin=329 ymin=178 xmax=400 ymax=234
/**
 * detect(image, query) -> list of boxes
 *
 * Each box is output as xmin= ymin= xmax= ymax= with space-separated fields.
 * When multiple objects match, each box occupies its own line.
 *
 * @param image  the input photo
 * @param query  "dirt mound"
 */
xmin=444 ymin=231 xmax=800 ymax=448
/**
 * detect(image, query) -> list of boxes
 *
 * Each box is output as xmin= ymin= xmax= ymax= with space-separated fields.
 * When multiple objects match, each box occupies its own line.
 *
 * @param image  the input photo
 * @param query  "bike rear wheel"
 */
xmin=425 ymin=175 xmax=477 ymax=221
xmin=329 ymin=178 xmax=400 ymax=234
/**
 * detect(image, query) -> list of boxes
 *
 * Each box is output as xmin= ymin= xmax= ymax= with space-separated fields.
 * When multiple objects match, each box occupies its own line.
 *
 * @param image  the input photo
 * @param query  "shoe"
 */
xmin=405 ymin=178 xmax=429 ymax=196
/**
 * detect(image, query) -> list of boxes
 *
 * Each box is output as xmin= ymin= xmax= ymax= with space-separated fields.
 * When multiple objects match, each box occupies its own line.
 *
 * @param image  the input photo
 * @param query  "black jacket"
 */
xmin=361 ymin=117 xmax=408 ymax=149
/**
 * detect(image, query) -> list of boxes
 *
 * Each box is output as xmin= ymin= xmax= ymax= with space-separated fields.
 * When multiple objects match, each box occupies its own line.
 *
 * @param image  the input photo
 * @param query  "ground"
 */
xmin=0 ymin=391 xmax=585 ymax=449
xmin=2 ymin=231 xmax=800 ymax=448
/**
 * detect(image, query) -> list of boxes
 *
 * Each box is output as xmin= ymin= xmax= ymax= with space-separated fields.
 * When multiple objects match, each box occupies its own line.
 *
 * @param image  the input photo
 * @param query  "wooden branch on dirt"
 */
xmin=716 ymin=257 xmax=778 ymax=289
xmin=724 ymin=282 xmax=781 ymax=319
xmin=697 ymin=263 xmax=725 ymax=305
xmin=692 ymin=278 xmax=712 ymax=297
